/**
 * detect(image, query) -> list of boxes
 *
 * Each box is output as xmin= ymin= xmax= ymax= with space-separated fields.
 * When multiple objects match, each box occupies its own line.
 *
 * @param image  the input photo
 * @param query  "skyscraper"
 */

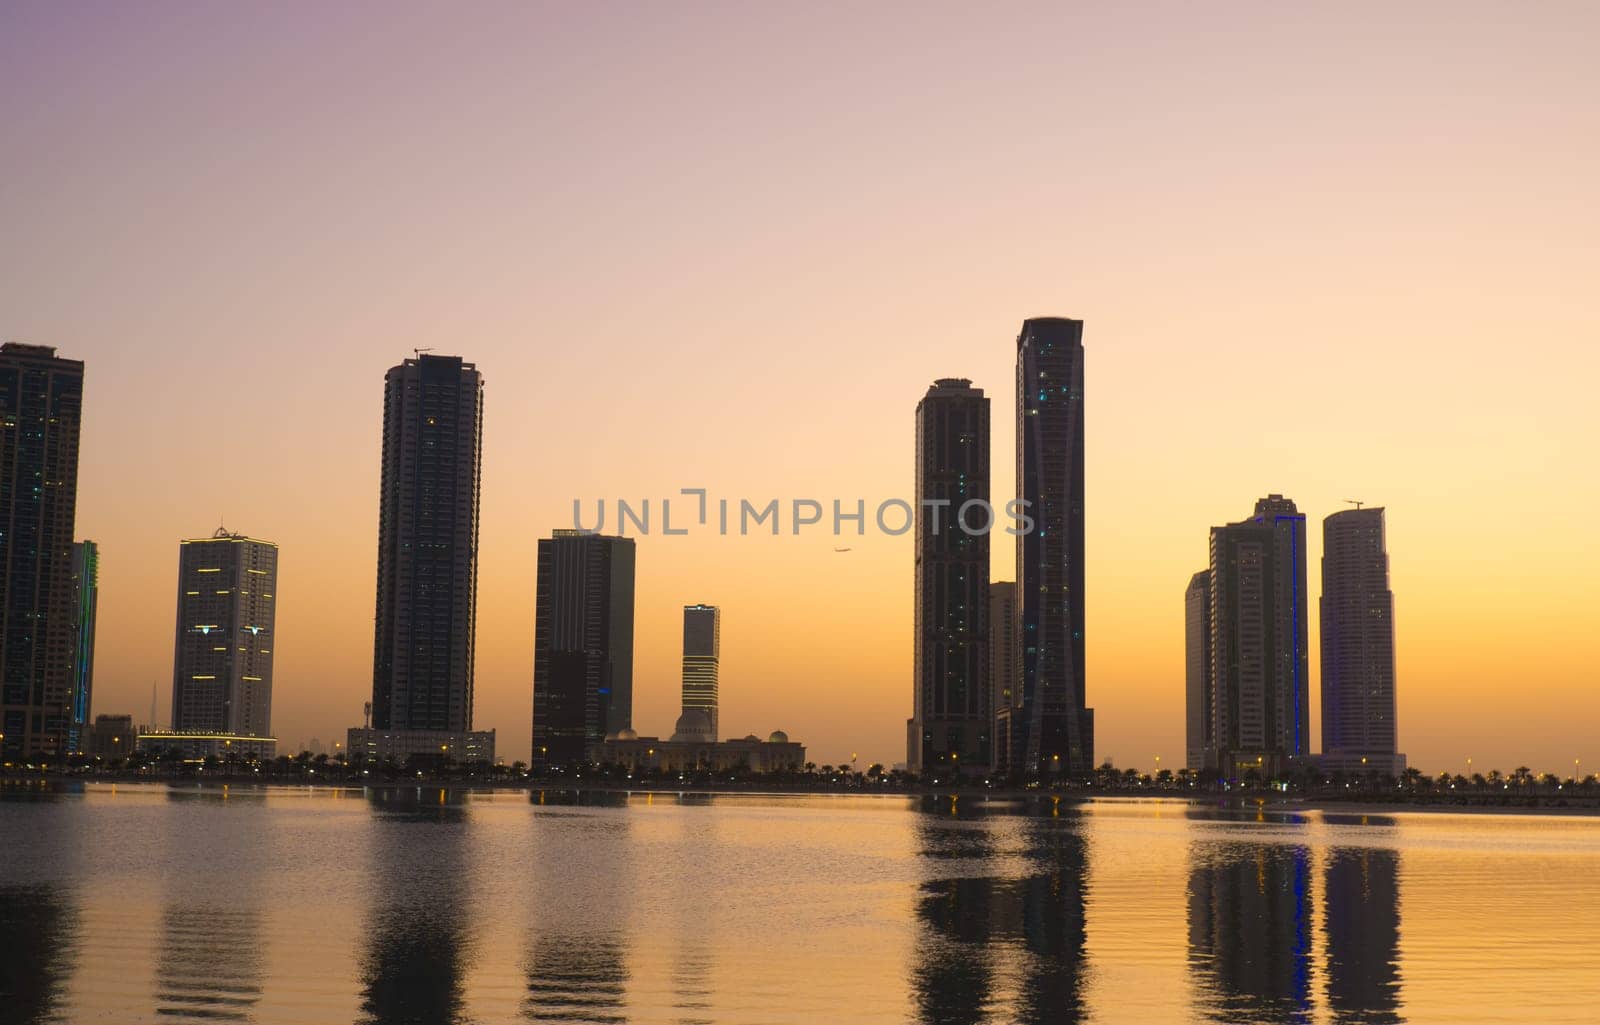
xmin=1320 ymin=507 xmax=1405 ymax=776
xmin=1011 ymin=318 xmax=1092 ymax=775
xmin=1184 ymin=570 xmax=1210 ymax=773
xmin=170 ymin=529 xmax=278 ymax=738
xmin=370 ymin=354 xmax=483 ymax=734
xmin=910 ymin=378 xmax=991 ymax=774
xmin=67 ymin=540 xmax=99 ymax=754
xmin=673 ymin=604 xmax=719 ymax=743
xmin=1205 ymin=495 xmax=1310 ymax=777
xmin=532 ymin=530 xmax=636 ymax=767
xmin=988 ymin=581 xmax=1018 ymax=755
xmin=1 ymin=342 xmax=85 ymax=761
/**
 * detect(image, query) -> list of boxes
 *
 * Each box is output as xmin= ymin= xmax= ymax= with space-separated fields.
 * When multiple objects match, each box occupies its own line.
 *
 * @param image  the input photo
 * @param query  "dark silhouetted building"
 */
xmin=532 ymin=531 xmax=635 ymax=768
xmin=67 ymin=540 xmax=99 ymax=754
xmin=910 ymin=378 xmax=991 ymax=774
xmin=672 ymin=604 xmax=719 ymax=742
xmin=1 ymin=342 xmax=85 ymax=761
xmin=989 ymin=581 xmax=1018 ymax=753
xmin=1319 ymin=507 xmax=1405 ymax=776
xmin=1184 ymin=570 xmax=1211 ymax=772
xmin=1205 ymin=495 xmax=1310 ymax=777
xmin=171 ymin=528 xmax=277 ymax=739
xmin=85 ymin=712 xmax=136 ymax=760
xmin=1008 ymin=318 xmax=1092 ymax=775
xmin=369 ymin=354 xmax=483 ymax=735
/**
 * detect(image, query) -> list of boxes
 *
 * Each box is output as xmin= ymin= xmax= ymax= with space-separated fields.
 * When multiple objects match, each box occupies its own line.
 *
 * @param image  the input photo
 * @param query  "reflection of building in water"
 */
xmin=0 ymin=884 xmax=78 ymax=1023
xmin=910 ymin=802 xmax=1088 ymax=1025
xmin=359 ymin=790 xmax=474 ymax=1025
xmin=1324 ymin=841 xmax=1402 ymax=1024
xmin=1014 ymin=818 xmax=1089 ymax=1024
xmin=524 ymin=935 xmax=628 ymax=1024
xmin=1188 ymin=843 xmax=1313 ymax=1024
xmin=669 ymin=940 xmax=713 ymax=1025
xmin=154 ymin=904 xmax=263 ymax=1022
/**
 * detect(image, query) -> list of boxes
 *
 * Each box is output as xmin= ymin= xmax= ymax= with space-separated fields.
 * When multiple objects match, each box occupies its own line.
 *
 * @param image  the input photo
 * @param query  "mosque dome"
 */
xmin=767 ymin=731 xmax=789 ymax=744
xmin=617 ymin=728 xmax=639 ymax=741
xmin=671 ymin=709 xmax=714 ymax=743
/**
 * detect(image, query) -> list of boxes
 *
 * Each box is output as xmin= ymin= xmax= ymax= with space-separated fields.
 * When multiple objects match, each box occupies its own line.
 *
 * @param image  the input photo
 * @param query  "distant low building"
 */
xmin=347 ymin=727 xmax=496 ymax=765
xmin=136 ymin=730 xmax=277 ymax=761
xmin=85 ymin=714 xmax=137 ymax=760
xmin=589 ymin=730 xmax=805 ymax=774
xmin=1313 ymin=751 xmax=1407 ymax=778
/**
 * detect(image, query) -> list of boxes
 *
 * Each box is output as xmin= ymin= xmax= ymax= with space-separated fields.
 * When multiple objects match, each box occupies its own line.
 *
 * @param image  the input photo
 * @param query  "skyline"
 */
xmin=4 ymin=2 xmax=1599 ymax=772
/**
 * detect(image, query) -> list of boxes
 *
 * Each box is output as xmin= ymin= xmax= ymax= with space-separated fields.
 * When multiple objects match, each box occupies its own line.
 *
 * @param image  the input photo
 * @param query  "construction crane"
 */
xmin=1344 ymin=499 xmax=1365 ymax=510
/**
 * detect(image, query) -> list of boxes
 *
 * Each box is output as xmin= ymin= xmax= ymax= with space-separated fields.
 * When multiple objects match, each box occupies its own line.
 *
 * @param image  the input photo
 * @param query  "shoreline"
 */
xmin=7 ymin=776 xmax=1599 ymax=816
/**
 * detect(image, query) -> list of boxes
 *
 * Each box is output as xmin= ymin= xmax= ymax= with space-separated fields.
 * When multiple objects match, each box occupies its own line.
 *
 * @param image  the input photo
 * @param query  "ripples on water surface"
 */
xmin=2 ymin=784 xmax=1599 ymax=1024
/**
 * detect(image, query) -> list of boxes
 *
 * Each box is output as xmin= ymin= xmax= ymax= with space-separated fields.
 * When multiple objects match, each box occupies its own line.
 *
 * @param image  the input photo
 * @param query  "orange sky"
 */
xmin=3 ymin=2 xmax=1596 ymax=772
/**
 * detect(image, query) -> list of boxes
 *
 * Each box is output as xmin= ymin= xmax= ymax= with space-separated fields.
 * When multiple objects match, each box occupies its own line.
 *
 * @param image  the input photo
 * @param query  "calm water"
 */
xmin=2 ymin=785 xmax=1599 ymax=1024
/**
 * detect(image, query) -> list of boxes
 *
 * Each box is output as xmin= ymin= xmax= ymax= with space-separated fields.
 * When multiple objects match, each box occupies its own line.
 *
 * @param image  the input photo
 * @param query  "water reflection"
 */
xmin=1187 ymin=838 xmax=1313 ymax=1024
xmin=358 ymin=789 xmax=475 ymax=1025
xmin=0 ymin=884 xmax=78 ymax=1025
xmin=911 ymin=797 xmax=1088 ymax=1025
xmin=154 ymin=905 xmax=263 ymax=1021
xmin=523 ymin=790 xmax=635 ymax=1023
xmin=1324 ymin=817 xmax=1402 ymax=1024
xmin=524 ymin=937 xmax=628 ymax=1023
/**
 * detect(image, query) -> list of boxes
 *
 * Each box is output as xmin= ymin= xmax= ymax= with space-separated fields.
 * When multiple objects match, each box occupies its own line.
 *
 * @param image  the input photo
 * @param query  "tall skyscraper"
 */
xmin=1 ymin=342 xmax=85 ymax=761
xmin=67 ymin=540 xmax=99 ymax=754
xmin=1184 ymin=570 xmax=1211 ymax=772
xmin=673 ymin=604 xmax=719 ymax=743
xmin=370 ymin=354 xmax=483 ymax=733
xmin=988 ymin=581 xmax=1018 ymax=753
xmin=170 ymin=529 xmax=278 ymax=738
xmin=532 ymin=530 xmax=636 ymax=767
xmin=1205 ymin=495 xmax=1310 ymax=777
xmin=1320 ymin=507 xmax=1405 ymax=775
xmin=910 ymin=378 xmax=991 ymax=774
xmin=1011 ymin=318 xmax=1092 ymax=775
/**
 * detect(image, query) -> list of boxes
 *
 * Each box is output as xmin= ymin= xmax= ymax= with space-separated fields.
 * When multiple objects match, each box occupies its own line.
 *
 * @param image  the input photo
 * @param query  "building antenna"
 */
xmin=414 ymin=348 xmax=434 ymax=359
xmin=1344 ymin=499 xmax=1364 ymax=510
xmin=149 ymin=679 xmax=157 ymax=730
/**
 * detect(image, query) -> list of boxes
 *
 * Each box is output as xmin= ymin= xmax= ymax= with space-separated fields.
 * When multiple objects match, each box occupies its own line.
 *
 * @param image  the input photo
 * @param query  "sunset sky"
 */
xmin=3 ymin=2 xmax=1597 ymax=773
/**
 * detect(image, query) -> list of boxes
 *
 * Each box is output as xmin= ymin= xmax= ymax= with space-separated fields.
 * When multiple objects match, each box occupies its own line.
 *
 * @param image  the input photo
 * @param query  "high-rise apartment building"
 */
xmin=988 ymin=581 xmax=1018 ymax=754
xmin=673 ymin=604 xmax=720 ymax=743
xmin=1 ymin=342 xmax=85 ymax=761
xmin=910 ymin=378 xmax=991 ymax=774
xmin=170 ymin=529 xmax=277 ymax=738
xmin=1184 ymin=570 xmax=1211 ymax=773
xmin=1205 ymin=495 xmax=1309 ymax=776
xmin=532 ymin=531 xmax=636 ymax=767
xmin=1320 ymin=507 xmax=1404 ymax=775
xmin=370 ymin=354 xmax=483 ymax=734
xmin=1011 ymin=318 xmax=1093 ymax=775
xmin=68 ymin=540 xmax=99 ymax=753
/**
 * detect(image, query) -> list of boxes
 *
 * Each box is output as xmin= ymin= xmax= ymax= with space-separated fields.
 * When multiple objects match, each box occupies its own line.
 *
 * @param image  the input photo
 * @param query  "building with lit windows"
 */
xmin=1007 ymin=318 xmax=1093 ymax=776
xmin=369 ymin=353 xmax=484 ymax=735
xmin=909 ymin=378 xmax=992 ymax=775
xmin=532 ymin=530 xmax=635 ymax=768
xmin=1204 ymin=495 xmax=1310 ymax=777
xmin=171 ymin=528 xmax=277 ymax=739
xmin=346 ymin=726 xmax=495 ymax=766
xmin=1318 ymin=507 xmax=1405 ymax=777
xmin=672 ymin=604 xmax=719 ymax=742
xmin=1 ymin=342 xmax=85 ymax=762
